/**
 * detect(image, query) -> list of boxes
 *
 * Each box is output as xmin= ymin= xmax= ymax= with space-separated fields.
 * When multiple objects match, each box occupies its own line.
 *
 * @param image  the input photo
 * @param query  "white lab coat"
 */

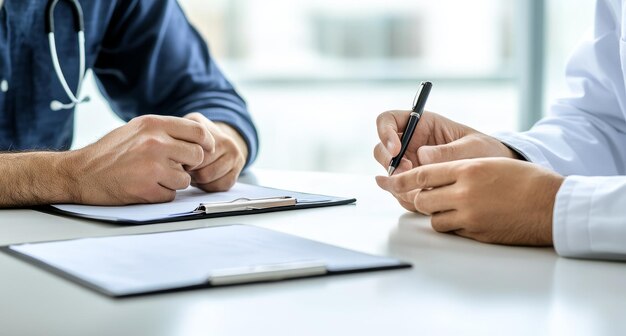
xmin=495 ymin=0 xmax=626 ymax=260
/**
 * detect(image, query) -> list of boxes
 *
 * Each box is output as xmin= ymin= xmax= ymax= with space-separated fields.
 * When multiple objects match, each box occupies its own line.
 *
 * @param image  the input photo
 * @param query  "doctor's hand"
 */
xmin=374 ymin=111 xmax=518 ymax=175
xmin=376 ymin=158 xmax=564 ymax=246
xmin=68 ymin=115 xmax=214 ymax=205
xmin=183 ymin=113 xmax=248 ymax=192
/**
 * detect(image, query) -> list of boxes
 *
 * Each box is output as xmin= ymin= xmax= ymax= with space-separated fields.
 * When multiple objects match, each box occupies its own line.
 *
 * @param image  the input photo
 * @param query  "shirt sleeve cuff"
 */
xmin=492 ymin=132 xmax=554 ymax=171
xmin=552 ymin=176 xmax=595 ymax=258
xmin=194 ymin=107 xmax=259 ymax=169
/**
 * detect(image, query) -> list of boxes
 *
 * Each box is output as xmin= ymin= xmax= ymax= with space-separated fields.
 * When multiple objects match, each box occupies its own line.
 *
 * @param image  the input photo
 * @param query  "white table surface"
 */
xmin=0 ymin=170 xmax=624 ymax=336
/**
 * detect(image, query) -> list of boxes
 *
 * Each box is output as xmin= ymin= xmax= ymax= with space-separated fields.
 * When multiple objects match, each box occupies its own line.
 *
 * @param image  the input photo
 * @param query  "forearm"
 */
xmin=0 ymin=152 xmax=75 ymax=207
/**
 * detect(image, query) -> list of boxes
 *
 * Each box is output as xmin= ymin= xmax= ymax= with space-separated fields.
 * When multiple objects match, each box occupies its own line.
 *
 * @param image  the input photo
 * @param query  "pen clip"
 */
xmin=412 ymin=81 xmax=432 ymax=115
xmin=194 ymin=196 xmax=297 ymax=214
xmin=412 ymin=84 xmax=424 ymax=111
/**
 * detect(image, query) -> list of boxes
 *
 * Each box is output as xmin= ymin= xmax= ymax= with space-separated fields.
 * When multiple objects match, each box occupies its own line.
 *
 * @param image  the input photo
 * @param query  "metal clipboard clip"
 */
xmin=208 ymin=261 xmax=328 ymax=286
xmin=193 ymin=196 xmax=297 ymax=214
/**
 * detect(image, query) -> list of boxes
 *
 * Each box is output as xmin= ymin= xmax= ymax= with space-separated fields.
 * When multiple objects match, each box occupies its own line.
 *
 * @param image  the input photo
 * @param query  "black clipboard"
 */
xmin=37 ymin=183 xmax=356 ymax=225
xmin=2 ymin=225 xmax=411 ymax=298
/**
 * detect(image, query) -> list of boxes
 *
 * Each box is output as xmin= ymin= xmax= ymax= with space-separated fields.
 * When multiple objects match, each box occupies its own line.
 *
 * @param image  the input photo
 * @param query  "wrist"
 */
xmin=542 ymin=173 xmax=565 ymax=244
xmin=47 ymin=151 xmax=80 ymax=204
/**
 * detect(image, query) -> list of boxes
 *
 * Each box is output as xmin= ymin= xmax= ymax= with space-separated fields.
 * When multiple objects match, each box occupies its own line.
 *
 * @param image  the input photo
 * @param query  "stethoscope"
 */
xmin=45 ymin=0 xmax=90 ymax=111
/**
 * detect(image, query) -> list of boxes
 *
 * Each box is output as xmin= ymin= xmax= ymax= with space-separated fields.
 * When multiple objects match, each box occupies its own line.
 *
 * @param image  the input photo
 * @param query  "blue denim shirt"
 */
xmin=0 ymin=0 xmax=258 ymax=165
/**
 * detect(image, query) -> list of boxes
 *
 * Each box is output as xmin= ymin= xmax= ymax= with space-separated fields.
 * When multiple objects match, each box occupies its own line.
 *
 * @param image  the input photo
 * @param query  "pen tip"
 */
xmin=387 ymin=166 xmax=395 ymax=176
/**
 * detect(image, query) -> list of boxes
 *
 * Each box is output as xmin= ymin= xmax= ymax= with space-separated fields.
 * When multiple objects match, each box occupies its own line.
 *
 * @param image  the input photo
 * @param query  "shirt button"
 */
xmin=1 ymin=80 xmax=8 ymax=92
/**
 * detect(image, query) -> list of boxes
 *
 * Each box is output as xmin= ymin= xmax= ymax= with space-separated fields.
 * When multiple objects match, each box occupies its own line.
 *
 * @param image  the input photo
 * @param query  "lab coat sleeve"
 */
xmin=554 ymin=176 xmax=626 ymax=260
xmin=494 ymin=0 xmax=626 ymax=176
xmin=92 ymin=0 xmax=258 ymax=166
xmin=492 ymin=0 xmax=626 ymax=259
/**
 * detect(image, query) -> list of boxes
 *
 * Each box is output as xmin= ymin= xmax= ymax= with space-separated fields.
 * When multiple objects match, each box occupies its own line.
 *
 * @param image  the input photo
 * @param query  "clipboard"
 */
xmin=2 ymin=225 xmax=411 ymax=297
xmin=39 ymin=183 xmax=356 ymax=225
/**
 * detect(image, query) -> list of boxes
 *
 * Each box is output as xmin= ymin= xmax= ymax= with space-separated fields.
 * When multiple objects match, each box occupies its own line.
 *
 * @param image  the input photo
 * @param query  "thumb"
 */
xmin=418 ymin=137 xmax=474 ymax=165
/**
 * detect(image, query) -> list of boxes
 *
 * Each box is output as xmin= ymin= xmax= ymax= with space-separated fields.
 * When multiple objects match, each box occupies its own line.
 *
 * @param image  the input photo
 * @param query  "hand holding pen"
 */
xmin=387 ymin=81 xmax=433 ymax=176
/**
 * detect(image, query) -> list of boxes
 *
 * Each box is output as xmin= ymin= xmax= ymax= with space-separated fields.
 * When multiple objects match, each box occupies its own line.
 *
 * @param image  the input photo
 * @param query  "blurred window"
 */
xmin=178 ymin=0 xmax=518 ymax=173
xmin=73 ymin=0 xmax=596 ymax=174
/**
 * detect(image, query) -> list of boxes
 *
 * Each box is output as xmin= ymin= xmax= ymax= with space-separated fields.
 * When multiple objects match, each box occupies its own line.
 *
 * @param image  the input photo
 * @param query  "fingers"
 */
xmin=417 ymin=137 xmax=473 ymax=165
xmin=185 ymin=117 xmax=246 ymax=192
xmin=376 ymin=111 xmax=408 ymax=157
xmin=158 ymin=161 xmax=192 ymax=191
xmin=430 ymin=210 xmax=462 ymax=233
xmin=189 ymin=153 xmax=231 ymax=185
xmin=373 ymin=142 xmax=392 ymax=168
xmin=375 ymin=174 xmax=393 ymax=191
xmin=190 ymin=149 xmax=244 ymax=192
xmin=134 ymin=135 xmax=204 ymax=169
xmin=184 ymin=112 xmax=211 ymax=125
xmin=376 ymin=177 xmax=421 ymax=213
xmin=373 ymin=143 xmax=412 ymax=173
xmin=417 ymin=134 xmax=508 ymax=165
xmin=185 ymin=112 xmax=222 ymax=134
xmin=395 ymin=189 xmax=421 ymax=212
xmin=140 ymin=184 xmax=178 ymax=204
xmin=128 ymin=169 xmax=180 ymax=203
xmin=380 ymin=170 xmax=457 ymax=216
xmin=132 ymin=115 xmax=216 ymax=152
xmin=165 ymin=118 xmax=215 ymax=152
xmin=412 ymin=185 xmax=456 ymax=215
xmin=163 ymin=139 xmax=205 ymax=169
xmin=193 ymin=168 xmax=239 ymax=192
xmin=386 ymin=162 xmax=458 ymax=193
xmin=394 ymin=158 xmax=413 ymax=175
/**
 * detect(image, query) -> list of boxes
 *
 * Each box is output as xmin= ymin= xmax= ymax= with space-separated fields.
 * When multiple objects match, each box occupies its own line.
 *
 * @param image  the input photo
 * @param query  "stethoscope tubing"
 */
xmin=45 ymin=0 xmax=88 ymax=111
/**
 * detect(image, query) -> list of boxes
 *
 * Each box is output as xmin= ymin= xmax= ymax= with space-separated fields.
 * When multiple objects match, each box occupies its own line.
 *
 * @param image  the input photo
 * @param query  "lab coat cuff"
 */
xmin=492 ymin=132 xmax=554 ymax=170
xmin=552 ymin=176 xmax=595 ymax=258
xmin=194 ymin=107 xmax=259 ymax=168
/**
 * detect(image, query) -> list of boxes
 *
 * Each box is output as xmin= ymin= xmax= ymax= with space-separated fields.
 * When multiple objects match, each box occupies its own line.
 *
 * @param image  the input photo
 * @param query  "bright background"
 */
xmin=72 ymin=0 xmax=595 ymax=175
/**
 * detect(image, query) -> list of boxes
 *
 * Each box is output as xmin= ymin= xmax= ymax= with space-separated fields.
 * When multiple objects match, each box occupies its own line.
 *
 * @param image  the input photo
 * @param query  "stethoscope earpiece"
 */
xmin=47 ymin=0 xmax=88 ymax=111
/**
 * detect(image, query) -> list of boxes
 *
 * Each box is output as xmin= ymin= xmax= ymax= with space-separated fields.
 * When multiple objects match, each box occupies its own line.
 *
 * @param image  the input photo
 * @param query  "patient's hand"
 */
xmin=69 ymin=115 xmax=213 ymax=205
xmin=184 ymin=113 xmax=248 ymax=193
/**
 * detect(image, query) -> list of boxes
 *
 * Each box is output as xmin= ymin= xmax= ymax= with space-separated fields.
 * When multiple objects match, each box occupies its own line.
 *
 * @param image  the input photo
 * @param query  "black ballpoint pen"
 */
xmin=388 ymin=81 xmax=433 ymax=176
